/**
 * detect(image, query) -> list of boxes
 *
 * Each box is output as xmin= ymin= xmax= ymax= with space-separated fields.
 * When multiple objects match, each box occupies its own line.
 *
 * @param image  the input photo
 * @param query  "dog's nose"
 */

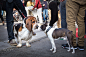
xmin=36 ymin=25 xmax=39 ymax=29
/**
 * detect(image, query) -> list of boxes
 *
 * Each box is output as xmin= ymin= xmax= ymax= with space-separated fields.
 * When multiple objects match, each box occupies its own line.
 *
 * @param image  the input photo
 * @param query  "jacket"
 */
xmin=7 ymin=0 xmax=13 ymax=3
xmin=33 ymin=0 xmax=42 ymax=9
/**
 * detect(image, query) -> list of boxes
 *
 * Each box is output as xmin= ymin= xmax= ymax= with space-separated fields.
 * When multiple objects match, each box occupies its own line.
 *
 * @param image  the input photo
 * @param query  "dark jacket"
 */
xmin=42 ymin=1 xmax=49 ymax=9
xmin=7 ymin=0 xmax=13 ymax=3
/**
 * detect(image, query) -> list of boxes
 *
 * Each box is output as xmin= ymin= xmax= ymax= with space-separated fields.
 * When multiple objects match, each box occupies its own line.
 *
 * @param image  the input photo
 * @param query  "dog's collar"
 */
xmin=46 ymin=26 xmax=52 ymax=33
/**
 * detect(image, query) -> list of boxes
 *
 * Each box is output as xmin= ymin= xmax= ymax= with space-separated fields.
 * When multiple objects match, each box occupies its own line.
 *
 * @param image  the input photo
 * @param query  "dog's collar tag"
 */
xmin=46 ymin=26 xmax=52 ymax=33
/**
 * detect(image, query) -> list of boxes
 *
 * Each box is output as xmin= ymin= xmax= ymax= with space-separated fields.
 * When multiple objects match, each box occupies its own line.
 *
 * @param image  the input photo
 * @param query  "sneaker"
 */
xmin=62 ymin=44 xmax=77 ymax=49
xmin=62 ymin=44 xmax=69 ymax=49
xmin=9 ymin=39 xmax=17 ymax=46
xmin=78 ymin=46 xmax=84 ymax=51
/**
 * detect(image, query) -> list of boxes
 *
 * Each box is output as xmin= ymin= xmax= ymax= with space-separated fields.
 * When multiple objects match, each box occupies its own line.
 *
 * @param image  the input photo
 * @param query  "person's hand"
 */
xmin=32 ymin=8 xmax=34 ymax=11
xmin=43 ymin=4 xmax=45 ymax=6
xmin=60 ymin=0 xmax=65 ymax=2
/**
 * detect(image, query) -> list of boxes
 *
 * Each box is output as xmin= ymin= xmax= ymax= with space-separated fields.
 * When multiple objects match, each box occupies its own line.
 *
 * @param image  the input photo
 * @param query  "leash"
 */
xmin=14 ymin=2 xmax=26 ymax=18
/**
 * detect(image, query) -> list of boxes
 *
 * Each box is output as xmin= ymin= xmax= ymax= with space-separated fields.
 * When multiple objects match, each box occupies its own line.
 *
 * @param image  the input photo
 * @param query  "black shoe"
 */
xmin=62 ymin=44 xmax=77 ymax=49
xmin=62 ymin=44 xmax=69 ymax=49
xmin=78 ymin=46 xmax=84 ymax=51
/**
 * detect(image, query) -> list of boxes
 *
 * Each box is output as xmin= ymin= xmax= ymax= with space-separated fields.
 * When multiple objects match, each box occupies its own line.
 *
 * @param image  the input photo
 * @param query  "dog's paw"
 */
xmin=72 ymin=51 xmax=75 ymax=54
xmin=16 ymin=44 xmax=22 ymax=48
xmin=26 ymin=45 xmax=31 ymax=47
xmin=26 ymin=43 xmax=31 ymax=47
xmin=16 ymin=45 xmax=22 ymax=48
xmin=50 ymin=49 xmax=53 ymax=51
xmin=67 ymin=50 xmax=70 ymax=52
xmin=52 ymin=51 xmax=56 ymax=53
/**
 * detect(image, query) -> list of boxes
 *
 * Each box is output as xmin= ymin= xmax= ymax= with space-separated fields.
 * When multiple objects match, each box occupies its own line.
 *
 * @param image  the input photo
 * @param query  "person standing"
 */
xmin=42 ymin=0 xmax=48 ymax=22
xmin=62 ymin=0 xmax=86 ymax=50
xmin=32 ymin=0 xmax=43 ymax=25
xmin=6 ymin=0 xmax=27 ymax=45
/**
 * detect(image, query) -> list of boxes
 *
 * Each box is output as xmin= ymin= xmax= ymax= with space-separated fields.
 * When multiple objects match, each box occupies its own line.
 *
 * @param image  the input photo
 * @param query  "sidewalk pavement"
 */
xmin=0 ymin=21 xmax=46 ymax=51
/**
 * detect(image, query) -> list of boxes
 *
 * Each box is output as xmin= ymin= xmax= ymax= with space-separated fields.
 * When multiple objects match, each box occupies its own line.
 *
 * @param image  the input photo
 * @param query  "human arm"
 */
xmin=32 ymin=0 xmax=39 ymax=10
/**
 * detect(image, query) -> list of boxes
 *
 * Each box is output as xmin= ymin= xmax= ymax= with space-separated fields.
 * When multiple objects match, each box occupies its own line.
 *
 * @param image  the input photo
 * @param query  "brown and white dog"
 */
xmin=40 ymin=22 xmax=75 ymax=54
xmin=13 ymin=16 xmax=36 ymax=47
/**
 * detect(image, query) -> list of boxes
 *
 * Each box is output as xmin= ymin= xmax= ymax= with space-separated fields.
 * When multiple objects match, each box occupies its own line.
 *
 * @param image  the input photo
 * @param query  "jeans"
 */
xmin=60 ymin=0 xmax=67 ymax=29
xmin=43 ymin=9 xmax=48 ymax=21
xmin=6 ymin=0 xmax=27 ymax=41
xmin=1 ymin=10 xmax=3 ymax=16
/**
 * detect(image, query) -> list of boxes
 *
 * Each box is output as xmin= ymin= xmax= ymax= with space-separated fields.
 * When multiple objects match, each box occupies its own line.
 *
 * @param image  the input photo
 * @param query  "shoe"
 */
xmin=9 ymin=39 xmax=17 ymax=46
xmin=77 ymin=46 xmax=84 ymax=51
xmin=62 ymin=44 xmax=69 ymax=49
xmin=62 ymin=44 xmax=77 ymax=49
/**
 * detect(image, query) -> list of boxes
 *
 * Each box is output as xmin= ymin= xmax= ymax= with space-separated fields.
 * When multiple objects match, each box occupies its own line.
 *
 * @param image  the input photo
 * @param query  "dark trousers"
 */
xmin=85 ymin=10 xmax=86 ymax=34
xmin=0 ymin=13 xmax=4 ymax=22
xmin=0 ymin=3 xmax=4 ymax=22
xmin=6 ymin=0 xmax=27 ymax=40
xmin=60 ymin=0 xmax=67 ymax=29
xmin=49 ymin=1 xmax=58 ymax=26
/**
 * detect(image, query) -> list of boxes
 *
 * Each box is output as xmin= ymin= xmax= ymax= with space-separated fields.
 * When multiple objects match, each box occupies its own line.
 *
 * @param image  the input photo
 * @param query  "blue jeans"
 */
xmin=1 ymin=10 xmax=3 ymax=16
xmin=43 ymin=9 xmax=48 ymax=21
xmin=60 ymin=0 xmax=67 ymax=29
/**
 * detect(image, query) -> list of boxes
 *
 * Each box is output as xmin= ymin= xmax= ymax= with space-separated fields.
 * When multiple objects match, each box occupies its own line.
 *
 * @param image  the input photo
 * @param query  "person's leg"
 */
xmin=45 ymin=9 xmax=48 ymax=20
xmin=49 ymin=1 xmax=58 ymax=27
xmin=49 ymin=10 xmax=58 ymax=26
xmin=6 ymin=2 xmax=14 ymax=42
xmin=43 ymin=9 xmax=46 ymax=22
xmin=0 ymin=8 xmax=4 ymax=25
xmin=1 ymin=10 xmax=3 ymax=16
xmin=66 ymin=0 xmax=80 ymax=46
xmin=60 ymin=0 xmax=67 ymax=28
xmin=77 ymin=5 xmax=86 ymax=48
xmin=37 ymin=8 xmax=43 ymax=24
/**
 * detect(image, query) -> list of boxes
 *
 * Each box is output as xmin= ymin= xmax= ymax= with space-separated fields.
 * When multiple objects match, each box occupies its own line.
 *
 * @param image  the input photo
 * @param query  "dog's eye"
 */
xmin=27 ymin=24 xmax=29 ymax=25
xmin=32 ymin=21 xmax=35 ymax=23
